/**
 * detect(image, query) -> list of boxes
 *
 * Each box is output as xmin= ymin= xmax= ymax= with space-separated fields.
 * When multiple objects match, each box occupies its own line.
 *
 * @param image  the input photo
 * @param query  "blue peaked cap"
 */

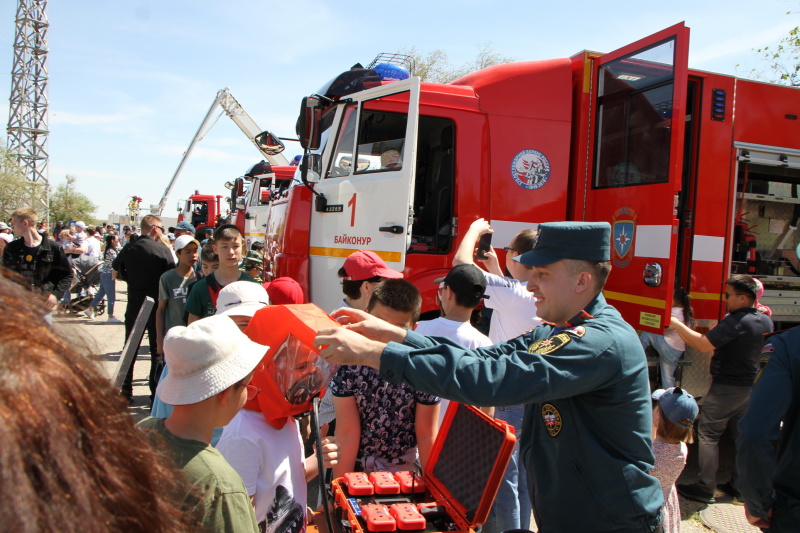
xmin=513 ymin=221 xmax=611 ymax=267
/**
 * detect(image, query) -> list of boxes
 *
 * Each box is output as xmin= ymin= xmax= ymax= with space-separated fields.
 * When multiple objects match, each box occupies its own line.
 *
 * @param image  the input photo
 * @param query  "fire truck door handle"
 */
xmin=379 ymin=225 xmax=404 ymax=234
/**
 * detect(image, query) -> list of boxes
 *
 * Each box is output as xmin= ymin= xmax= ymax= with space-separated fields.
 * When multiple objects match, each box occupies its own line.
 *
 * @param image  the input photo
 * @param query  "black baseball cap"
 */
xmin=434 ymin=264 xmax=489 ymax=301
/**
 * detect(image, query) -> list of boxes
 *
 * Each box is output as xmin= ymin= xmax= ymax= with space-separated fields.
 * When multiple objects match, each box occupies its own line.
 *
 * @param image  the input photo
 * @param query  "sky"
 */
xmin=1 ymin=0 xmax=797 ymax=221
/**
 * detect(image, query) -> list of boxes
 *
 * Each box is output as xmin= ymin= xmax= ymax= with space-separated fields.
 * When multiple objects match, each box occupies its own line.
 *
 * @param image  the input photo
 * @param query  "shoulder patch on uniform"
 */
xmin=542 ymin=403 xmax=563 ymax=437
xmin=754 ymin=352 xmax=771 ymax=385
xmin=528 ymin=333 xmax=572 ymax=354
xmin=563 ymin=325 xmax=586 ymax=338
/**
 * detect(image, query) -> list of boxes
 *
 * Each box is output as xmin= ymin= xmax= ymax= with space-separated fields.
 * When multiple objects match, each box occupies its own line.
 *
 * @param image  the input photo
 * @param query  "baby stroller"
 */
xmin=66 ymin=255 xmax=106 ymax=316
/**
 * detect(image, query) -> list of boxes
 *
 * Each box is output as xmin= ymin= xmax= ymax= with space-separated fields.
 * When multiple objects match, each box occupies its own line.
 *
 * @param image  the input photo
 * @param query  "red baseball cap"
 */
xmin=341 ymin=250 xmax=403 ymax=281
xmin=263 ymin=277 xmax=305 ymax=305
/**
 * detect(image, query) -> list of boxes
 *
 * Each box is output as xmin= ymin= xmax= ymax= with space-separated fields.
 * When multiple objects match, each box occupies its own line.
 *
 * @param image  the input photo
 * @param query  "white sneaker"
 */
xmin=107 ymin=316 xmax=122 ymax=324
xmin=84 ymin=307 xmax=95 ymax=320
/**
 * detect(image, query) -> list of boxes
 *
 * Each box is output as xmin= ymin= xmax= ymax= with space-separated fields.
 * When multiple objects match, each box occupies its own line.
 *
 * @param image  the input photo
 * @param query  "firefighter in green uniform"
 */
xmin=315 ymin=222 xmax=663 ymax=532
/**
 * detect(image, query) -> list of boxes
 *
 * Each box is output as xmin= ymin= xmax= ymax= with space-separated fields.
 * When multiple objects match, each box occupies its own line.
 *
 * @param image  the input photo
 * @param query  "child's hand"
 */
xmin=316 ymin=423 xmax=339 ymax=469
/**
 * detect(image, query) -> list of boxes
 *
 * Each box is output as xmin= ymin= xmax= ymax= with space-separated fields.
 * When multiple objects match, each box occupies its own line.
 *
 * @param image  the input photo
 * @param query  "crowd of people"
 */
xmin=0 ymin=206 xmax=797 ymax=532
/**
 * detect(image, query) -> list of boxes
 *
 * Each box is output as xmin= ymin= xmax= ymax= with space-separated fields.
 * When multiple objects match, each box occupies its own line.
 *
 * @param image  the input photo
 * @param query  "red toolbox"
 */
xmin=331 ymin=402 xmax=516 ymax=533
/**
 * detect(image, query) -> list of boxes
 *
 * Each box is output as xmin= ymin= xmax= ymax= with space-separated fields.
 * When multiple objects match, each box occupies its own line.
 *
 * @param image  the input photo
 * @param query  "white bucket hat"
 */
xmin=215 ymin=281 xmax=270 ymax=317
xmin=157 ymin=315 xmax=268 ymax=405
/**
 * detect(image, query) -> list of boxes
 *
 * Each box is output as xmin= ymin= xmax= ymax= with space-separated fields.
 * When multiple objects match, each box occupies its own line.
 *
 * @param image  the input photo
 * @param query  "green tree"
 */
xmin=751 ymin=11 xmax=799 ymax=86
xmin=0 ymin=145 xmax=47 ymax=221
xmin=400 ymin=43 xmax=515 ymax=83
xmin=49 ymin=175 xmax=97 ymax=225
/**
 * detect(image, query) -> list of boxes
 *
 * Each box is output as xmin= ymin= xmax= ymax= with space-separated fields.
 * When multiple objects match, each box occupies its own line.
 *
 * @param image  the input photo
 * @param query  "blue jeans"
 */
xmin=640 ymin=331 xmax=683 ymax=388
xmin=484 ymin=405 xmax=531 ymax=533
xmin=90 ymin=271 xmax=116 ymax=315
xmin=150 ymin=365 xmax=173 ymax=419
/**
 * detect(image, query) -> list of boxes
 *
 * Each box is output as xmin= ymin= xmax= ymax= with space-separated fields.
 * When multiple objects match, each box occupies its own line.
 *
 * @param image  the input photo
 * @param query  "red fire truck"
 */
xmin=175 ymin=160 xmax=297 ymax=243
xmin=265 ymin=23 xmax=800 ymax=342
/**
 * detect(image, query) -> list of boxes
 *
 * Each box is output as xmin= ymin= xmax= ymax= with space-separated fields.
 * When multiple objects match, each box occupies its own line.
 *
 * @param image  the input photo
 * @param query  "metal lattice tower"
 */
xmin=6 ymin=0 xmax=49 ymax=209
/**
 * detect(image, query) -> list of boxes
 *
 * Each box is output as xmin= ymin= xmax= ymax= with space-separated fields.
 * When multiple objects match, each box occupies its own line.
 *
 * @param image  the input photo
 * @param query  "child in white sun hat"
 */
xmin=150 ymin=281 xmax=270 ymax=421
xmin=138 ymin=315 xmax=268 ymax=533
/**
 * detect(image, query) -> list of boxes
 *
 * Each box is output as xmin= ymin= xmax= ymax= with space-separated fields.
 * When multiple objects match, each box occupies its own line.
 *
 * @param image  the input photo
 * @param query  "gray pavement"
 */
xmin=54 ymin=280 xmax=153 ymax=422
xmin=58 ymin=281 xmax=757 ymax=533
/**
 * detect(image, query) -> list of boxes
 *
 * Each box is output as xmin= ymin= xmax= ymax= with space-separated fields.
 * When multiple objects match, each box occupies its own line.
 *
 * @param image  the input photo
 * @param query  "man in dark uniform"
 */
xmin=671 ymin=274 xmax=773 ymax=503
xmin=112 ymin=214 xmax=175 ymax=404
xmin=736 ymin=326 xmax=800 ymax=531
xmin=315 ymin=222 xmax=664 ymax=532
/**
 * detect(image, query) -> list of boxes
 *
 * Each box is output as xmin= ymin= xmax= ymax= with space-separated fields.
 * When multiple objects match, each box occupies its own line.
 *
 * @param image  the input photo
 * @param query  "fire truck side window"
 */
xmin=250 ymin=178 xmax=271 ymax=206
xmin=594 ymin=38 xmax=676 ymax=189
xmin=410 ymin=116 xmax=455 ymax=254
xmin=354 ymin=110 xmax=408 ymax=174
xmin=191 ymin=202 xmax=208 ymax=227
xmin=328 ymin=105 xmax=358 ymax=178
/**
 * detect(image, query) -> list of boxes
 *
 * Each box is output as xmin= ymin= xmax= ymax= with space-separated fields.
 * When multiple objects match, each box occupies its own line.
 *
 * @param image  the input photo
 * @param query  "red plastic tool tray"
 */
xmin=331 ymin=402 xmax=516 ymax=533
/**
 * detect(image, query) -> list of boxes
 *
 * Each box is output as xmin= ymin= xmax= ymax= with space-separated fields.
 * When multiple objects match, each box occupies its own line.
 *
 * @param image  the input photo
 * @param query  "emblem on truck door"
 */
xmin=511 ymin=149 xmax=551 ymax=190
xmin=611 ymin=206 xmax=637 ymax=268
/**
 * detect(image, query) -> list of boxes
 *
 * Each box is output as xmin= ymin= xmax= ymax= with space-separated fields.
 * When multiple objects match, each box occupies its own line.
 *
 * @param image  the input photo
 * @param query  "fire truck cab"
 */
xmin=266 ymin=23 xmax=800 ymax=342
xmin=228 ymin=161 xmax=298 ymax=248
xmin=177 ymin=192 xmax=223 ymax=232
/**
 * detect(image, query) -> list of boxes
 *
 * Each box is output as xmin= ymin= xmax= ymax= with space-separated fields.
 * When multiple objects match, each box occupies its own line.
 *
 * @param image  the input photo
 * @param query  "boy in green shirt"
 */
xmin=139 ymin=315 xmax=265 ymax=533
xmin=185 ymin=225 xmax=257 ymax=323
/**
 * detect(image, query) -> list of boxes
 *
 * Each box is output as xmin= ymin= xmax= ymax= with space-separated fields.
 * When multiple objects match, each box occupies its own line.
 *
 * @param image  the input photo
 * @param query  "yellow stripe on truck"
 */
xmin=690 ymin=291 xmax=723 ymax=301
xmin=603 ymin=290 xmax=666 ymax=310
xmin=309 ymin=246 xmax=402 ymax=263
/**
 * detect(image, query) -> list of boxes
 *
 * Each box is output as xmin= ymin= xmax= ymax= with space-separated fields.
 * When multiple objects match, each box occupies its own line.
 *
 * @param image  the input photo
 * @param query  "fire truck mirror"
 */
xmin=298 ymin=96 xmax=323 ymax=151
xmin=643 ymin=262 xmax=663 ymax=287
xmin=224 ymin=181 xmax=234 ymax=190
xmin=255 ymin=131 xmax=286 ymax=155
xmin=300 ymin=153 xmax=322 ymax=183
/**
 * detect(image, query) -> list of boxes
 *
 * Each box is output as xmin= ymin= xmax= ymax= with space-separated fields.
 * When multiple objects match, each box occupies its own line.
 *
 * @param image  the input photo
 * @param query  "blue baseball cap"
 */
xmin=514 ymin=221 xmax=611 ymax=267
xmin=652 ymin=387 xmax=699 ymax=429
xmin=169 ymin=221 xmax=196 ymax=233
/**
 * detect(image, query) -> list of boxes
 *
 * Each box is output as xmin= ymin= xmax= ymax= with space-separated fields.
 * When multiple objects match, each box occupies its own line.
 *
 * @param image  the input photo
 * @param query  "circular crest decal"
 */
xmin=511 ymin=149 xmax=551 ymax=190
xmin=541 ymin=403 xmax=563 ymax=437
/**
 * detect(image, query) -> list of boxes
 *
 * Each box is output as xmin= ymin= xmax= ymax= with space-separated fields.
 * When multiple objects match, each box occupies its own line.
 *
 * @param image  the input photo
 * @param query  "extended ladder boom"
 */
xmin=155 ymin=87 xmax=289 ymax=215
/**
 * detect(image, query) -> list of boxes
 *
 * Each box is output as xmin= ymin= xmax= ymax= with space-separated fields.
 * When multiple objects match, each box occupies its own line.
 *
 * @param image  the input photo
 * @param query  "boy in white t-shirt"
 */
xmin=416 ymin=264 xmax=493 ymax=349
xmin=217 ymin=306 xmax=339 ymax=533
xmin=415 ymin=264 xmax=493 ymax=425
